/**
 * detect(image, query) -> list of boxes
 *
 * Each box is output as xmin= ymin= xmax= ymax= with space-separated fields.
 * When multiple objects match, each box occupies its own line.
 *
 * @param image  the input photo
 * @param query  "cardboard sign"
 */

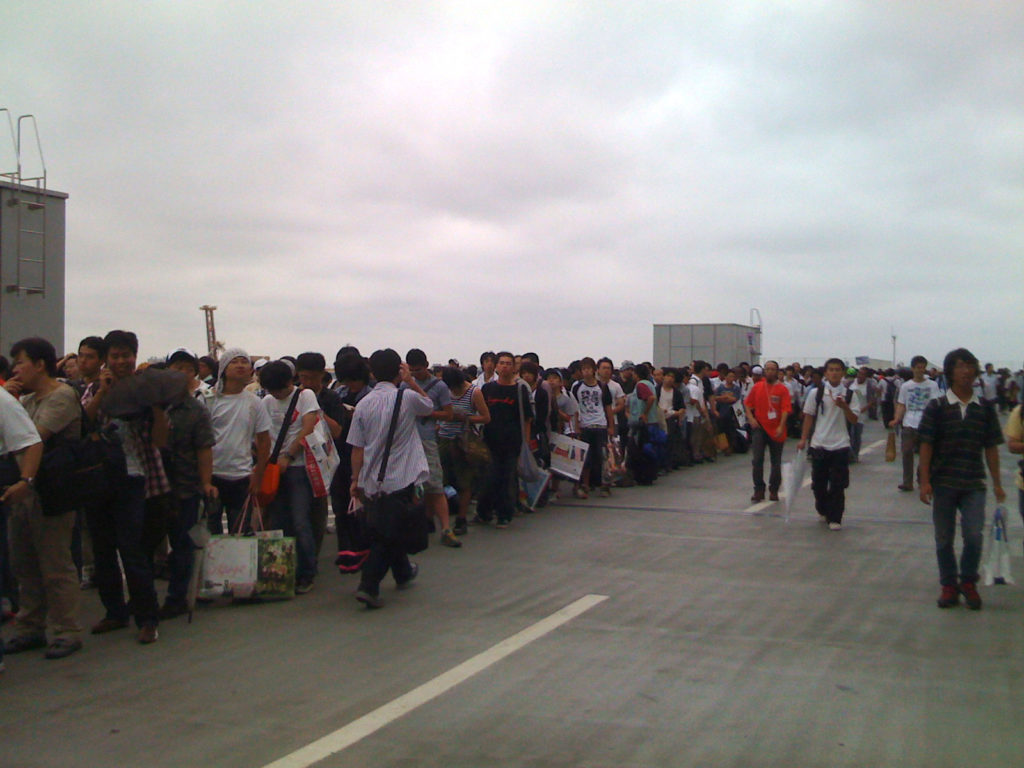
xmin=549 ymin=434 xmax=590 ymax=481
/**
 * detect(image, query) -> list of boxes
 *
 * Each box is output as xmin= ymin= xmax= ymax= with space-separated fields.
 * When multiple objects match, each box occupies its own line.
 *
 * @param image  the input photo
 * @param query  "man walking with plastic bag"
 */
xmin=918 ymin=348 xmax=1006 ymax=610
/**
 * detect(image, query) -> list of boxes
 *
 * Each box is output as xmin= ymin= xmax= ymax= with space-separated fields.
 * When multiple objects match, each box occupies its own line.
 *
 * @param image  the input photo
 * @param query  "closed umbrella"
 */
xmin=101 ymin=367 xmax=189 ymax=418
xmin=185 ymin=499 xmax=214 ymax=623
xmin=781 ymin=449 xmax=808 ymax=523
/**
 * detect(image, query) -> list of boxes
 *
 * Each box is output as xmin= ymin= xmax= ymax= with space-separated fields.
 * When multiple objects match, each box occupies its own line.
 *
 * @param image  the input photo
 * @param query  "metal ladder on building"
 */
xmin=1 ymin=109 xmax=48 ymax=295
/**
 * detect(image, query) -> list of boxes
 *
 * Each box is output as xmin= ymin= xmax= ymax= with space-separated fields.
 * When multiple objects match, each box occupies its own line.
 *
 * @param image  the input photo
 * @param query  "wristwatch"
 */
xmin=20 ymin=476 xmax=35 ymax=488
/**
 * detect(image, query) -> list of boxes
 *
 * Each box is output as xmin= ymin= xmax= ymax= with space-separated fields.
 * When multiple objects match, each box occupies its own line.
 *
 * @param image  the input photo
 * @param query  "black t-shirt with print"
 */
xmin=482 ymin=382 xmax=533 ymax=448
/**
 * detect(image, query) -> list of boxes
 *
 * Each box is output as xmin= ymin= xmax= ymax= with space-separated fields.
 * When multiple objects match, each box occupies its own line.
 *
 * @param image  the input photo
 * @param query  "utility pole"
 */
xmin=891 ymin=327 xmax=897 ymax=367
xmin=200 ymin=305 xmax=220 ymax=359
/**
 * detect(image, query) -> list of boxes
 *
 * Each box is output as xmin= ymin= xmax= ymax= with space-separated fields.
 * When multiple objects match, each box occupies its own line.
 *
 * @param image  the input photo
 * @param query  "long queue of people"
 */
xmin=1 ymin=331 xmax=1021 ymax=673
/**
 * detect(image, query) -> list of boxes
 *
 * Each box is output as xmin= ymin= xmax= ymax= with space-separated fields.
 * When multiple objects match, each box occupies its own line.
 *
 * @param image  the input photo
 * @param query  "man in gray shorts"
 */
xmin=405 ymin=349 xmax=460 ymax=547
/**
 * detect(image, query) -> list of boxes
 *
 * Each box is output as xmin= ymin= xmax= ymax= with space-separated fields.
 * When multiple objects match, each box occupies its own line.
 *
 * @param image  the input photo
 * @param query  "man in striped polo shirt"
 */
xmin=918 ymin=347 xmax=1006 ymax=610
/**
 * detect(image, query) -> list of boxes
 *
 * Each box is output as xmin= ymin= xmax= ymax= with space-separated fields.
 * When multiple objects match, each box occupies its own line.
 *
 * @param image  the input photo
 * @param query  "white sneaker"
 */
xmin=828 ymin=522 xmax=842 ymax=531
xmin=818 ymin=514 xmax=827 ymax=523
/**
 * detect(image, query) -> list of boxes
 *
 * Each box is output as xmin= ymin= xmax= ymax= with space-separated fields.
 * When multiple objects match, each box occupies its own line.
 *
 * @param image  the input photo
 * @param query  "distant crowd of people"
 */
xmin=0 ymin=331 xmax=1020 ymax=673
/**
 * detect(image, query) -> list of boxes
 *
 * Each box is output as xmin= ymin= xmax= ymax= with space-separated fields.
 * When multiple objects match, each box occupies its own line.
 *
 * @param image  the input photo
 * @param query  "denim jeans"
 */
xmin=932 ymin=486 xmax=986 ymax=587
xmin=751 ymin=428 xmax=783 ymax=492
xmin=269 ymin=465 xmax=317 ymax=584
xmin=87 ymin=476 xmax=159 ymax=628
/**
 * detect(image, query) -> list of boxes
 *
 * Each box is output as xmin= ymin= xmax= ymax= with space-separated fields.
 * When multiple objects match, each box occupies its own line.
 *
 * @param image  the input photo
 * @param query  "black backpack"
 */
xmin=883 ymin=377 xmax=898 ymax=405
xmin=36 ymin=414 xmax=128 ymax=516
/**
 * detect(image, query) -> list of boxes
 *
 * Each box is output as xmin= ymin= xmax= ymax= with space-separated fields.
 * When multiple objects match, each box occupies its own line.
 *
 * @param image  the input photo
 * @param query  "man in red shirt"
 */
xmin=744 ymin=360 xmax=792 ymax=502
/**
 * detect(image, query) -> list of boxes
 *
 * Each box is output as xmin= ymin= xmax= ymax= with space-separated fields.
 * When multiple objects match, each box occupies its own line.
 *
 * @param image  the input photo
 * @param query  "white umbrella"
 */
xmin=185 ymin=499 xmax=214 ymax=623
xmin=781 ymin=449 xmax=807 ymax=523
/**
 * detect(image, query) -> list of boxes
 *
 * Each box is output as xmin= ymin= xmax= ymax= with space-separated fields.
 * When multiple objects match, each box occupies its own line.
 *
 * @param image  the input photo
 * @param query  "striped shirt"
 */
xmin=437 ymin=385 xmax=476 ymax=440
xmin=918 ymin=389 xmax=1002 ymax=491
xmin=347 ymin=381 xmax=434 ymax=497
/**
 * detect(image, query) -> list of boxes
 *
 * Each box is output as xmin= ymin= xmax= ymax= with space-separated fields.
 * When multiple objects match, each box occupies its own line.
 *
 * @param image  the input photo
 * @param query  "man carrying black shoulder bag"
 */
xmin=347 ymin=349 xmax=436 ymax=609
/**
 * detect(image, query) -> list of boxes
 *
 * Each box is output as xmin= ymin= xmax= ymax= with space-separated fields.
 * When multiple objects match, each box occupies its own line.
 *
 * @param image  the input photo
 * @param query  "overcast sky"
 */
xmin=4 ymin=1 xmax=1022 ymax=369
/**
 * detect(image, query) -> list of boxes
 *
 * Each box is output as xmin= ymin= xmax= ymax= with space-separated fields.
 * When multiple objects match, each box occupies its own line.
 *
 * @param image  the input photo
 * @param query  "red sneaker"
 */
xmin=936 ymin=585 xmax=959 ymax=608
xmin=960 ymin=581 xmax=982 ymax=610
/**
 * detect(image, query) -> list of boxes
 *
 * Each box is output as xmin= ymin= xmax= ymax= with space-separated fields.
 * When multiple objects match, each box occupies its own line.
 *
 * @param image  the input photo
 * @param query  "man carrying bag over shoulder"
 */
xmin=347 ymin=349 xmax=435 ymax=609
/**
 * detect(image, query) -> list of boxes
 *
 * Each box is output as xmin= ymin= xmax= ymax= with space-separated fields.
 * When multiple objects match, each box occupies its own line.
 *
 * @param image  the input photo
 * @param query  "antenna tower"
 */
xmin=200 ymin=305 xmax=220 ymax=358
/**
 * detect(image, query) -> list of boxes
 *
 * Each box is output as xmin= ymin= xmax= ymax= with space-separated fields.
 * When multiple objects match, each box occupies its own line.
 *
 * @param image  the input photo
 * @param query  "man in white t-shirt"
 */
xmin=261 ymin=360 xmax=321 ymax=593
xmin=799 ymin=358 xmax=858 ymax=531
xmin=686 ymin=362 xmax=711 ymax=462
xmin=473 ymin=351 xmax=498 ymax=388
xmin=597 ymin=357 xmax=626 ymax=437
xmin=571 ymin=357 xmax=615 ymax=498
xmin=207 ymin=348 xmax=271 ymax=534
xmin=0 ymin=391 xmax=42 ymax=501
xmin=890 ymin=355 xmax=942 ymax=491
xmin=0 ymin=384 xmax=43 ymax=672
xmin=979 ymin=363 xmax=999 ymax=407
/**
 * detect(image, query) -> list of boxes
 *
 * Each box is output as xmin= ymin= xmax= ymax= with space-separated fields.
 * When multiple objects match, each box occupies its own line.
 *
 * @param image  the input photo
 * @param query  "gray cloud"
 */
xmin=4 ymin=1 xmax=1022 ymax=368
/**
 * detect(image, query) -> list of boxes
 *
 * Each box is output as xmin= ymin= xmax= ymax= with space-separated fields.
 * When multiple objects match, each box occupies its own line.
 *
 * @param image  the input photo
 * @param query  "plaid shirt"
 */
xmin=918 ymin=390 xmax=1003 ymax=491
xmin=136 ymin=419 xmax=171 ymax=499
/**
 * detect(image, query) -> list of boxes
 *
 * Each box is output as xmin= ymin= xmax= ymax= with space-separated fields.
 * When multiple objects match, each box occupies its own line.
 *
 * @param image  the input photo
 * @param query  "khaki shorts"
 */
xmin=422 ymin=438 xmax=445 ymax=494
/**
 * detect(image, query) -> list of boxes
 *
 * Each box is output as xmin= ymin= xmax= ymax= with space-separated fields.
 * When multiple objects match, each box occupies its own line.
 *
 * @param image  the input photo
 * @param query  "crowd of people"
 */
xmin=0 ymin=330 xmax=1021 ymax=672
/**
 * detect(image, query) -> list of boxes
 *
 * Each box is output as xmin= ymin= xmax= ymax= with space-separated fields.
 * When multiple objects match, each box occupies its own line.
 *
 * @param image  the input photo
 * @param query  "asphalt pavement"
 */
xmin=3 ymin=418 xmax=1022 ymax=768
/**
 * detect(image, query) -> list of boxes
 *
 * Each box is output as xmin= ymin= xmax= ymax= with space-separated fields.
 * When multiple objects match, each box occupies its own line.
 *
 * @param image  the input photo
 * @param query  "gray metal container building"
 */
xmin=653 ymin=323 xmax=761 ymax=369
xmin=0 ymin=180 xmax=67 ymax=356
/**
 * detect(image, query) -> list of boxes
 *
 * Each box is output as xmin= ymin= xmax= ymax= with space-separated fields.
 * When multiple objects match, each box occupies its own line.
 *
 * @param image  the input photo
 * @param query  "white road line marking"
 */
xmin=742 ymin=438 xmax=889 ymax=512
xmin=260 ymin=593 xmax=610 ymax=768
xmin=859 ymin=437 xmax=887 ymax=455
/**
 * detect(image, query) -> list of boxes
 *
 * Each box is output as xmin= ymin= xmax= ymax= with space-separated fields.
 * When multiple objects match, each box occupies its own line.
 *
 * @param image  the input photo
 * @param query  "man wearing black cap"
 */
xmin=166 ymin=348 xmax=211 ymax=399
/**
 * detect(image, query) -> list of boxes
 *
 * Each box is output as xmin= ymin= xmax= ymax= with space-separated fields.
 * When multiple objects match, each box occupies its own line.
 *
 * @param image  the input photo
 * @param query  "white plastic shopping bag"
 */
xmin=303 ymin=416 xmax=340 ymax=498
xmin=982 ymin=506 xmax=1014 ymax=586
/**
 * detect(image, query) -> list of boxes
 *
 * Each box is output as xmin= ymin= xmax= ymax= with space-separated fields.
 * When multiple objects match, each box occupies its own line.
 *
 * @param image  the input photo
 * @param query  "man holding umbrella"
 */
xmin=85 ymin=330 xmax=173 ymax=644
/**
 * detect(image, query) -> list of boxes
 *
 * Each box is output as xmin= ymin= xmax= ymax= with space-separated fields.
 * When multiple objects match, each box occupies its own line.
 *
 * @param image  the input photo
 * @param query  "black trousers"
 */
xmin=580 ymin=428 xmax=607 ymax=488
xmin=751 ymin=428 xmax=784 ymax=492
xmin=478 ymin=441 xmax=519 ymax=524
xmin=358 ymin=489 xmax=416 ymax=597
xmin=810 ymin=447 xmax=850 ymax=524
xmin=358 ymin=536 xmax=413 ymax=598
